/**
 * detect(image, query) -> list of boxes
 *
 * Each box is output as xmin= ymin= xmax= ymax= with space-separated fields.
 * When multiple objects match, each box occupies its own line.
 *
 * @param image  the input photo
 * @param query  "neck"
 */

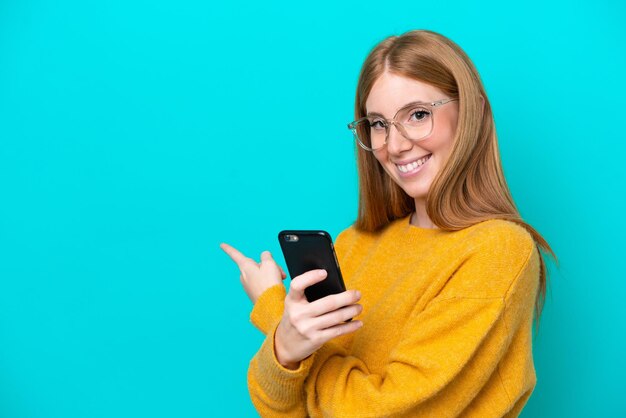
xmin=412 ymin=198 xmax=437 ymax=229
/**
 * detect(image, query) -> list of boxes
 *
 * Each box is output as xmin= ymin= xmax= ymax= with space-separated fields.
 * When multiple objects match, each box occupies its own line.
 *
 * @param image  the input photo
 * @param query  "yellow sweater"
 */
xmin=248 ymin=214 xmax=540 ymax=417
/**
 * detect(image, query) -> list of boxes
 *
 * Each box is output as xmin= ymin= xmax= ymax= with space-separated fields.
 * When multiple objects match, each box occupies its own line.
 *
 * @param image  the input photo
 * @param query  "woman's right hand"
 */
xmin=274 ymin=269 xmax=363 ymax=369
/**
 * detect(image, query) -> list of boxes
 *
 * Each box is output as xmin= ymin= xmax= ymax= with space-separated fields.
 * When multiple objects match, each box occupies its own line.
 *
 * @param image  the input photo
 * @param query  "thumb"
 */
xmin=260 ymin=251 xmax=274 ymax=263
xmin=261 ymin=251 xmax=282 ymax=270
xmin=260 ymin=251 xmax=286 ymax=280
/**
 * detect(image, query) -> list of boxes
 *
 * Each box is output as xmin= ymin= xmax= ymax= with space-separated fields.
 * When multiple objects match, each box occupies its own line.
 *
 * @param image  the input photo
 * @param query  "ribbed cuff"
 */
xmin=253 ymin=323 xmax=317 ymax=405
xmin=250 ymin=284 xmax=286 ymax=335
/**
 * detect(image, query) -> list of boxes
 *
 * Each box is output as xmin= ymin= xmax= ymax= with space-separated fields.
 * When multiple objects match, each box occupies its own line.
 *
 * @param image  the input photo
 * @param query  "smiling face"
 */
xmin=365 ymin=71 xmax=460 ymax=203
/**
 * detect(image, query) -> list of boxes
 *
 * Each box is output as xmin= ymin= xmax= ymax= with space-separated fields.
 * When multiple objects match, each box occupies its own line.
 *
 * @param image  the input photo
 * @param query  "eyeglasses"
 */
xmin=347 ymin=98 xmax=458 ymax=152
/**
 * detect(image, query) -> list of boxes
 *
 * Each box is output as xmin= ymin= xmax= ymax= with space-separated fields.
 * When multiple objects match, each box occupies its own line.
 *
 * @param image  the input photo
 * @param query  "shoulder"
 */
xmin=465 ymin=219 xmax=542 ymax=312
xmin=439 ymin=219 xmax=540 ymax=299
xmin=335 ymin=214 xmax=409 ymax=244
xmin=334 ymin=225 xmax=355 ymax=249
xmin=334 ymin=223 xmax=380 ymax=248
xmin=333 ymin=223 xmax=382 ymax=268
xmin=335 ymin=224 xmax=356 ymax=242
xmin=465 ymin=218 xmax=536 ymax=257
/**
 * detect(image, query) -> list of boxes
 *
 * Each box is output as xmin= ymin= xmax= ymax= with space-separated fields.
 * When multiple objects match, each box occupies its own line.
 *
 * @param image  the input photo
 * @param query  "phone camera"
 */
xmin=284 ymin=234 xmax=299 ymax=242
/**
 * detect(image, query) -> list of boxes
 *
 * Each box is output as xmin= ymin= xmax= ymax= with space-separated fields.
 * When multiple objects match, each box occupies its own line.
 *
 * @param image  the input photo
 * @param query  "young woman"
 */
xmin=221 ymin=29 xmax=557 ymax=417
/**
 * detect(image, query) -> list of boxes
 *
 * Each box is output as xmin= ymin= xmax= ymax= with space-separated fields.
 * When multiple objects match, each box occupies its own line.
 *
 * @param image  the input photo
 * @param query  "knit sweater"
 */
xmin=247 ymin=214 xmax=540 ymax=417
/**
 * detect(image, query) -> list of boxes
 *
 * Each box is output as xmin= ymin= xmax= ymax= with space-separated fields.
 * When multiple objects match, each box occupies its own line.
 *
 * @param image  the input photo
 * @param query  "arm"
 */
xmin=247 ymin=324 xmax=314 ymax=417
xmin=249 ymin=230 xmax=540 ymax=417
xmin=247 ymin=228 xmax=361 ymax=416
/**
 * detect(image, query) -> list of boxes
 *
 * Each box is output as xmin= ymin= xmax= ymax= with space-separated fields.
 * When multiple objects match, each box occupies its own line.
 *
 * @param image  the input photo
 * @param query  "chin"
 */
xmin=388 ymin=173 xmax=432 ymax=200
xmin=402 ymin=186 xmax=429 ymax=200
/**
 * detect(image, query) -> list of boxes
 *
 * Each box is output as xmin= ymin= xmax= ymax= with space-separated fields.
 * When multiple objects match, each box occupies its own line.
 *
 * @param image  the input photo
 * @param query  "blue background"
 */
xmin=1 ymin=0 xmax=624 ymax=416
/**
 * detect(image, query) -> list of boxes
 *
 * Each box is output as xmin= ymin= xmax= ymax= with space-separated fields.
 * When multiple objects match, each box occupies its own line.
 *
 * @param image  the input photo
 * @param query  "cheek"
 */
xmin=372 ymin=150 xmax=397 ymax=179
xmin=373 ymin=150 xmax=389 ymax=169
xmin=423 ymin=122 xmax=456 ymax=156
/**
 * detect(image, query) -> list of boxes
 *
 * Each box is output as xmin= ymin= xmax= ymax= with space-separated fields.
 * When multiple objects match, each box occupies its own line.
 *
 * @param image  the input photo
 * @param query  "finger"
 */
xmin=220 ymin=243 xmax=252 ymax=267
xmin=288 ymin=269 xmax=328 ymax=300
xmin=260 ymin=250 xmax=271 ymax=261
xmin=312 ymin=303 xmax=363 ymax=330
xmin=260 ymin=251 xmax=287 ymax=279
xmin=317 ymin=320 xmax=363 ymax=342
xmin=307 ymin=290 xmax=362 ymax=317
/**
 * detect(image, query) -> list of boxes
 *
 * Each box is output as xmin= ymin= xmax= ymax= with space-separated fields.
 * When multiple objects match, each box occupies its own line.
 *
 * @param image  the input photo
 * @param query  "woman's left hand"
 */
xmin=220 ymin=243 xmax=287 ymax=304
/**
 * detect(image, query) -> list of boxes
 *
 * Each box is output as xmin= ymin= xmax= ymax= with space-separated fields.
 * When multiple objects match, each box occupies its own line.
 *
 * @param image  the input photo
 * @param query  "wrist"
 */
xmin=274 ymin=323 xmax=300 ymax=370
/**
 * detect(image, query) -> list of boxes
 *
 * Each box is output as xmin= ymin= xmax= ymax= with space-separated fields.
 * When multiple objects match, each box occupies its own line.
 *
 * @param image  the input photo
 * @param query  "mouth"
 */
xmin=395 ymin=154 xmax=432 ymax=175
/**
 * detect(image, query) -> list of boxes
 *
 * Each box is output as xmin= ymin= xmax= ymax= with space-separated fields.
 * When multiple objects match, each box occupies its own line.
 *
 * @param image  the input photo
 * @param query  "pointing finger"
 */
xmin=220 ymin=243 xmax=251 ymax=267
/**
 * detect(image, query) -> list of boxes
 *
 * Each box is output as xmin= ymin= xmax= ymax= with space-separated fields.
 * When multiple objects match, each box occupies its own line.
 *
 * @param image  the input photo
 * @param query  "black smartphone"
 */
xmin=278 ymin=230 xmax=348 ymax=304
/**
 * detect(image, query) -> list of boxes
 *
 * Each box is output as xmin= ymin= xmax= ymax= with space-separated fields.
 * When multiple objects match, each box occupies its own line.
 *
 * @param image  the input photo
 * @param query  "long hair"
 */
xmin=353 ymin=30 xmax=558 ymax=331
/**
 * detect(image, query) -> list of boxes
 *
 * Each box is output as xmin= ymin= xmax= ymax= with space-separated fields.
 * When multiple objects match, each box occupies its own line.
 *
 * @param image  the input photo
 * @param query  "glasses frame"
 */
xmin=347 ymin=98 xmax=458 ymax=152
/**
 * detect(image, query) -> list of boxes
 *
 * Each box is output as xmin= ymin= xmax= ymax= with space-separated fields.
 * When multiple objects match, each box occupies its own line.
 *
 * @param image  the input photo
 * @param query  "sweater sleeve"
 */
xmin=248 ymin=229 xmax=540 ymax=417
xmin=250 ymin=284 xmax=286 ymax=335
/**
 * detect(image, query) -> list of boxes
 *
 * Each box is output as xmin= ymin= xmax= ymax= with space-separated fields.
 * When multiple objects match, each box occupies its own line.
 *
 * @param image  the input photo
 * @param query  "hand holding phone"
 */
xmin=274 ymin=267 xmax=363 ymax=369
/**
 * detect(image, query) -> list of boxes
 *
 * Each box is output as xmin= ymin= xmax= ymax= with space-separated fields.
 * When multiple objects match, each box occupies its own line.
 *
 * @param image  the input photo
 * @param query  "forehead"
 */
xmin=365 ymin=72 xmax=444 ymax=116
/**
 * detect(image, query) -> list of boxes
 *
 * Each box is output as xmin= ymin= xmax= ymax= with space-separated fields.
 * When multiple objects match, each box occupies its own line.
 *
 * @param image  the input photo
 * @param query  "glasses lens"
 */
xmin=349 ymin=104 xmax=435 ymax=151
xmin=396 ymin=105 xmax=433 ymax=142
xmin=350 ymin=119 xmax=382 ymax=151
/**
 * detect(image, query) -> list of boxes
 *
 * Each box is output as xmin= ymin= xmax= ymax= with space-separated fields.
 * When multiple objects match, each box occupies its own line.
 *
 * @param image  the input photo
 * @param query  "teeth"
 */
xmin=396 ymin=154 xmax=431 ymax=173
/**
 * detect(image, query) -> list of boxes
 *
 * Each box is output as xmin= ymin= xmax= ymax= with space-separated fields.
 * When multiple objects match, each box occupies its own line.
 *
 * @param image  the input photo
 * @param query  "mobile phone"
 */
xmin=278 ymin=230 xmax=348 ymax=304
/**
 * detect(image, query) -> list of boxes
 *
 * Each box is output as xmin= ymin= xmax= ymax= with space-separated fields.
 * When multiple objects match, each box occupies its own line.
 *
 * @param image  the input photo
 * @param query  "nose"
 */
xmin=385 ymin=123 xmax=413 ymax=154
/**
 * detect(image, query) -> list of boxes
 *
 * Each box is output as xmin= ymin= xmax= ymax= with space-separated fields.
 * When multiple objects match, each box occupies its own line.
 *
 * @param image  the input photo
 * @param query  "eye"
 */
xmin=408 ymin=108 xmax=431 ymax=123
xmin=370 ymin=119 xmax=387 ymax=130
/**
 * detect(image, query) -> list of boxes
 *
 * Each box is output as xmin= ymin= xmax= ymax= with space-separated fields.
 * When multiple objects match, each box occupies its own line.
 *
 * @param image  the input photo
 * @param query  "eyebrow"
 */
xmin=366 ymin=100 xmax=431 ymax=118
